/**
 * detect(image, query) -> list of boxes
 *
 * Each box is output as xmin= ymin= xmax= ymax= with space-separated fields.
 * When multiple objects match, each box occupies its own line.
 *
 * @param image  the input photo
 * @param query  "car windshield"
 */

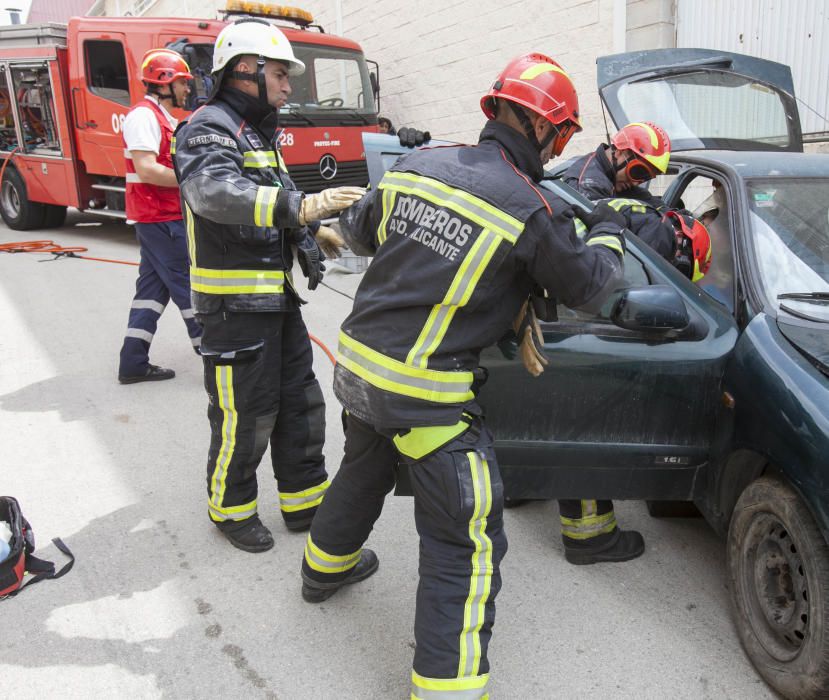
xmin=285 ymin=43 xmax=375 ymax=115
xmin=610 ymin=70 xmax=794 ymax=151
xmin=746 ymin=178 xmax=829 ymax=320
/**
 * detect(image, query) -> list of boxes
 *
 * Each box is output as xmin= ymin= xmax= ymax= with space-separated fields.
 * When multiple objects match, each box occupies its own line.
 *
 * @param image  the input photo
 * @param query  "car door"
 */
xmin=478 ymin=227 xmax=739 ymax=502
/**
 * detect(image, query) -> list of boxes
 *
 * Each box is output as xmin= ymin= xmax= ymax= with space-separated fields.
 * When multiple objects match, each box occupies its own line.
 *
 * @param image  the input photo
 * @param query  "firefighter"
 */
xmin=299 ymin=53 xmax=627 ymax=698
xmin=118 ymin=49 xmax=203 ymax=384
xmin=172 ymin=19 xmax=365 ymax=552
xmin=562 ymin=121 xmax=671 ymax=205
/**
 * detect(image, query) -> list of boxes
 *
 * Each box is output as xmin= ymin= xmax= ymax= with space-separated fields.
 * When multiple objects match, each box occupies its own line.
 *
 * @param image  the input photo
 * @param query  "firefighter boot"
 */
xmin=216 ymin=516 xmax=274 ymax=553
xmin=563 ymin=528 xmax=645 ymax=565
xmin=301 ymin=549 xmax=379 ymax=603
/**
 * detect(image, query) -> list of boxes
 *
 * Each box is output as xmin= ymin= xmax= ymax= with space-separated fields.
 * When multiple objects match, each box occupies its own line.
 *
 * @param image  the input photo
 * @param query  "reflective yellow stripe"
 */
xmin=338 ymin=331 xmax=475 ymax=404
xmin=574 ymin=218 xmax=587 ymax=239
xmin=243 ymin=150 xmax=278 ymax=168
xmin=304 ymin=535 xmax=361 ymax=574
xmin=184 ymin=203 xmax=196 ymax=266
xmin=208 ymin=499 xmax=257 ymax=521
xmin=190 ymin=267 xmax=285 ymax=295
xmin=254 ymin=186 xmax=279 ymax=227
xmin=377 ymin=189 xmax=395 ymax=245
xmin=170 ymin=136 xmax=176 ymax=155
xmin=458 ymin=451 xmax=493 ymax=679
xmin=411 ymin=670 xmax=490 ymax=700
xmin=393 ymin=420 xmax=470 ymax=460
xmin=277 ymin=150 xmax=288 ymax=174
xmin=586 ymin=234 xmax=624 ymax=256
xmin=208 ymin=365 xmax=238 ymax=521
xmin=407 ymin=230 xmax=503 ymax=368
xmin=607 ymin=198 xmax=645 ymax=213
xmin=380 ymin=171 xmax=524 ymax=243
xmin=560 ymin=504 xmax=617 ymax=540
xmin=279 ymin=480 xmax=330 ymax=513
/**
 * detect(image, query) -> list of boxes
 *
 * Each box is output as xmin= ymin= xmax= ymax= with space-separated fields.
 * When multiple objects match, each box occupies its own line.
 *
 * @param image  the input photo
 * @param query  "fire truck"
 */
xmin=0 ymin=3 xmax=380 ymax=230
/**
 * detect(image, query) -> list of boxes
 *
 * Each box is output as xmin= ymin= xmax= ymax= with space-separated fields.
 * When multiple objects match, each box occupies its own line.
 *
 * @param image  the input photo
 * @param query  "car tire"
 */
xmin=42 ymin=204 xmax=67 ymax=228
xmin=0 ymin=166 xmax=46 ymax=230
xmin=727 ymin=475 xmax=829 ymax=698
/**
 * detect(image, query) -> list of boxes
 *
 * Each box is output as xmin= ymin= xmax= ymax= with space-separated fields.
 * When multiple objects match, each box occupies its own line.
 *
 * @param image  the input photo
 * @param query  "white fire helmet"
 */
xmin=212 ymin=19 xmax=305 ymax=76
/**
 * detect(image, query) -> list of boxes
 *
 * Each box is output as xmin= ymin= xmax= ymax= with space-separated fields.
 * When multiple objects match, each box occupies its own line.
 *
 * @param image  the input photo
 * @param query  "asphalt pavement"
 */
xmin=0 ymin=212 xmax=776 ymax=699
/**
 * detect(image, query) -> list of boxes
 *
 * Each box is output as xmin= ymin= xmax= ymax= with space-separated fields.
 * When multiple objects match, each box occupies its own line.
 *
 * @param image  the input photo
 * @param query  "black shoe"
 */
xmin=302 ymin=548 xmax=379 ymax=603
xmin=216 ymin=516 xmax=274 ymax=553
xmin=119 ymin=364 xmax=175 ymax=384
xmin=563 ymin=528 xmax=645 ymax=566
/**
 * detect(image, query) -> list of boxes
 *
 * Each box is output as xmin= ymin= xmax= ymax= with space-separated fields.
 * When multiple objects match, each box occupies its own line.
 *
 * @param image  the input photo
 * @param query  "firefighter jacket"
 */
xmin=334 ymin=120 xmax=626 ymax=429
xmin=601 ymin=197 xmax=676 ymax=261
xmin=563 ymin=145 xmax=665 ymax=207
xmin=123 ymin=97 xmax=181 ymax=223
xmin=172 ymin=88 xmax=314 ymax=314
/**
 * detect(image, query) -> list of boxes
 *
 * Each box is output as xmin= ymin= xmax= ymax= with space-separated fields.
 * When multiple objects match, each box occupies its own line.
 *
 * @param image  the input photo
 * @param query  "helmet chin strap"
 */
xmin=507 ymin=101 xmax=557 ymax=154
xmin=148 ymin=83 xmax=181 ymax=109
xmin=229 ymin=56 xmax=277 ymax=120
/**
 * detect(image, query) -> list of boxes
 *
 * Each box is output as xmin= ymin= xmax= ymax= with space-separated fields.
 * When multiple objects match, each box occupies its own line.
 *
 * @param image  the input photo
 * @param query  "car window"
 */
xmin=551 ymin=249 xmax=650 ymax=325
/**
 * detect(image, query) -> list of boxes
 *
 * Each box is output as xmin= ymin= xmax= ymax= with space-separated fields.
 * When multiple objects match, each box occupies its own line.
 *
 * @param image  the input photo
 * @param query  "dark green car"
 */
xmin=363 ymin=48 xmax=829 ymax=699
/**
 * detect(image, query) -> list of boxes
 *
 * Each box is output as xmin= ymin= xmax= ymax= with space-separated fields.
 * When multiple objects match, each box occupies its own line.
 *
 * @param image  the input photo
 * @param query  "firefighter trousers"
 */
xmin=119 ymin=220 xmax=202 ymax=377
xmin=199 ymin=309 xmax=328 ymax=528
xmin=558 ymin=499 xmax=618 ymax=545
xmin=303 ymin=412 xmax=506 ymax=699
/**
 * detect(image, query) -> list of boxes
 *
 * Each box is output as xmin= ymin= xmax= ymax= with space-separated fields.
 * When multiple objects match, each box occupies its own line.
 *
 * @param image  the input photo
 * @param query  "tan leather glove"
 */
xmin=299 ymin=186 xmax=366 ymax=225
xmin=316 ymin=225 xmax=345 ymax=259
xmin=512 ymin=299 xmax=548 ymax=377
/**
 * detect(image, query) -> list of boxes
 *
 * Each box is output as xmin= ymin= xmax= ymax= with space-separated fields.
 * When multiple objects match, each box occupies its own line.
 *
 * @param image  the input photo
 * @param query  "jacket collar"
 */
xmin=217 ymin=87 xmax=279 ymax=141
xmin=478 ymin=120 xmax=544 ymax=182
xmin=594 ymin=144 xmax=616 ymax=182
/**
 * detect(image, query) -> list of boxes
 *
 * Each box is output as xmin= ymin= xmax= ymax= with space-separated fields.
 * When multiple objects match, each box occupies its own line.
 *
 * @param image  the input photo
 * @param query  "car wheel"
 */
xmin=0 ymin=167 xmax=46 ymax=230
xmin=727 ymin=475 xmax=829 ymax=698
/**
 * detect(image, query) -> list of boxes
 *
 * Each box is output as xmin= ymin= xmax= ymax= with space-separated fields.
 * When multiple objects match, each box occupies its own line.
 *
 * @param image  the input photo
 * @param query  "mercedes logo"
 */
xmin=319 ymin=154 xmax=337 ymax=180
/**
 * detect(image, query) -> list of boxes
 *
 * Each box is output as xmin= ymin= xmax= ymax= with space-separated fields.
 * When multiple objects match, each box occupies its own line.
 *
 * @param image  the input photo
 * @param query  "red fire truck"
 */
xmin=0 ymin=3 xmax=380 ymax=230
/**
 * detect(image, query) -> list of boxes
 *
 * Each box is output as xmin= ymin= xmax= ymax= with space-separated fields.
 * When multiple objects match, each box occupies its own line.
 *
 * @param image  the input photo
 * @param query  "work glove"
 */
xmin=298 ymin=186 xmax=366 ymax=225
xmin=398 ymin=127 xmax=431 ymax=148
xmin=512 ymin=299 xmax=548 ymax=377
xmin=582 ymin=201 xmax=627 ymax=231
xmin=294 ymin=230 xmax=326 ymax=291
xmin=315 ymin=224 xmax=345 ymax=259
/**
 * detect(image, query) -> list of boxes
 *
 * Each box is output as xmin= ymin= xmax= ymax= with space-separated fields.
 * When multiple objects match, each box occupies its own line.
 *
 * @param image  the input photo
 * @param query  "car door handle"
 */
xmin=85 ymin=120 xmax=98 ymax=128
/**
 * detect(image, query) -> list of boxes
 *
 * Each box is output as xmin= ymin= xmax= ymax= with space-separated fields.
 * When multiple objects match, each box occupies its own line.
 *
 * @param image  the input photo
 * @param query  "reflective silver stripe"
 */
xmin=412 ymin=685 xmax=488 ymax=700
xmin=279 ymin=481 xmax=329 ymax=511
xmin=408 ymin=229 xmax=501 ymax=367
xmin=208 ymin=501 xmax=257 ymax=522
xmin=458 ymin=450 xmax=493 ymax=678
xmin=338 ymin=342 xmax=473 ymax=397
xmin=131 ymin=299 xmax=166 ymax=314
xmin=191 ymin=336 xmax=202 ymax=347
xmin=180 ymin=307 xmax=195 ymax=319
xmin=210 ymin=365 xmax=236 ymax=510
xmin=381 ymin=171 xmax=523 ymax=242
xmin=125 ymin=328 xmax=153 ymax=343
xmin=126 ymin=172 xmax=143 ymax=184
xmin=304 ymin=536 xmax=361 ymax=574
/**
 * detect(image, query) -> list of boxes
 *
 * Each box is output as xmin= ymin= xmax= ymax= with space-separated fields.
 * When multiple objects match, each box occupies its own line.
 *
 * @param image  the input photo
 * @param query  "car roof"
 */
xmin=672 ymin=150 xmax=829 ymax=178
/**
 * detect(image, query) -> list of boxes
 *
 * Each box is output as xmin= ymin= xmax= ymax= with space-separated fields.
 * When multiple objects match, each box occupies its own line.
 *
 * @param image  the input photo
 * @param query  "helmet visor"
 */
xmin=551 ymin=120 xmax=579 ymax=156
xmin=623 ymin=156 xmax=658 ymax=183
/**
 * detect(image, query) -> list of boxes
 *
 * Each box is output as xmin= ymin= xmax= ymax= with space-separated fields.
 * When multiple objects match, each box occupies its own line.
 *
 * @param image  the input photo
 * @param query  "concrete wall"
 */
xmin=102 ymin=0 xmax=680 ymax=153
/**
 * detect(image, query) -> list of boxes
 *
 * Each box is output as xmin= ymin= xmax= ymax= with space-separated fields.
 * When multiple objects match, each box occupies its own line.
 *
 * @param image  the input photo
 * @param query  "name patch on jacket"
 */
xmin=187 ymin=134 xmax=237 ymax=150
xmin=388 ymin=195 xmax=472 ymax=262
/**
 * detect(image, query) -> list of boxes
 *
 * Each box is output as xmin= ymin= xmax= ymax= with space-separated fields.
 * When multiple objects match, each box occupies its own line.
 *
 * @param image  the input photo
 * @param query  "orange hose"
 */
xmin=1 ymin=238 xmax=339 ymax=366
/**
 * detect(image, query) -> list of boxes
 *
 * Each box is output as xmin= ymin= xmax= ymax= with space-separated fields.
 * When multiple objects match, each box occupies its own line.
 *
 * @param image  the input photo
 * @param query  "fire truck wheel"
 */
xmin=43 ymin=205 xmax=67 ymax=229
xmin=0 ymin=167 xmax=46 ymax=230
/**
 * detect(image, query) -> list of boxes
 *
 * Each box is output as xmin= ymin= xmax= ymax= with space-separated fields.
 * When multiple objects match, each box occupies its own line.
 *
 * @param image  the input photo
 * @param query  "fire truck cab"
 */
xmin=0 ymin=4 xmax=379 ymax=230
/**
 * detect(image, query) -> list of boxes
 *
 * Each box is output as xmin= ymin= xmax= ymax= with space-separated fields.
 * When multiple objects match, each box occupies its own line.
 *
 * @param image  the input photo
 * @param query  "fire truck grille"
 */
xmin=287 ymin=160 xmax=369 ymax=194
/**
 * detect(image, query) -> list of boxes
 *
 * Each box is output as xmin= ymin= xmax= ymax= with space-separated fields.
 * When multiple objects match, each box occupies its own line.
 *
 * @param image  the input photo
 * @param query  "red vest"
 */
xmin=124 ymin=98 xmax=181 ymax=223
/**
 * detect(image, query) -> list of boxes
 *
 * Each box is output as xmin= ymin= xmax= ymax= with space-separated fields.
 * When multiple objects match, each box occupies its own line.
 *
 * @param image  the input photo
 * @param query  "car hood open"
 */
xmin=597 ymin=48 xmax=803 ymax=153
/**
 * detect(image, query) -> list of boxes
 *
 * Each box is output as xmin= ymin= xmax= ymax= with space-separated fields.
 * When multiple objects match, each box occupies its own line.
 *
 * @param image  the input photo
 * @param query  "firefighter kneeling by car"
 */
xmin=298 ymin=52 xmax=629 ymax=698
xmin=172 ymin=19 xmax=365 ymax=552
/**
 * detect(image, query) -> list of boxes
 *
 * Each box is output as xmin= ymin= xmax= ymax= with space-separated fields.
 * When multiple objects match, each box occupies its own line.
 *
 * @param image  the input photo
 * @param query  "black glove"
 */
xmin=398 ymin=127 xmax=431 ymax=148
xmin=294 ymin=231 xmax=326 ymax=291
xmin=583 ymin=201 xmax=627 ymax=230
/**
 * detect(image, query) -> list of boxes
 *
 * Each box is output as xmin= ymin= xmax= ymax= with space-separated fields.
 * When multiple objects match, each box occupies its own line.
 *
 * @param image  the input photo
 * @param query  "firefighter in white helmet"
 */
xmin=173 ymin=18 xmax=365 ymax=552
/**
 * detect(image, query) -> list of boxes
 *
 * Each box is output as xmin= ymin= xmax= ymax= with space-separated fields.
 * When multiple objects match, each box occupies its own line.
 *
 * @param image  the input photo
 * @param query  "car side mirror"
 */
xmin=611 ymin=285 xmax=690 ymax=332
